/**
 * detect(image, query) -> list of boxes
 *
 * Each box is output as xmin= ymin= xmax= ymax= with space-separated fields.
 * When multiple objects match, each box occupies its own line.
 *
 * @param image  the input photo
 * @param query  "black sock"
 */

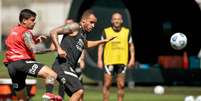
xmin=46 ymin=84 xmax=54 ymax=93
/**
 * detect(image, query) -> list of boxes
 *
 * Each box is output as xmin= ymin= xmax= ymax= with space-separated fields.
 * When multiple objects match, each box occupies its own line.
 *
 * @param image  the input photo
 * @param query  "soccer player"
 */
xmin=48 ymin=19 xmax=86 ymax=101
xmin=49 ymin=9 xmax=116 ymax=101
xmin=3 ymin=9 xmax=62 ymax=101
xmin=97 ymin=12 xmax=135 ymax=101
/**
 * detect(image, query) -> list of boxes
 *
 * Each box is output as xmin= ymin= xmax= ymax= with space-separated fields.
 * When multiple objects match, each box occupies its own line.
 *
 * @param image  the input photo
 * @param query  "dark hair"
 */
xmin=112 ymin=11 xmax=123 ymax=17
xmin=81 ymin=9 xmax=95 ymax=20
xmin=19 ymin=9 xmax=36 ymax=23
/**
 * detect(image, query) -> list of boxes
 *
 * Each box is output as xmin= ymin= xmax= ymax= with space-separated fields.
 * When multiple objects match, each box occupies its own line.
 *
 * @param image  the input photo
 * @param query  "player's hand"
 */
xmin=97 ymin=61 xmax=103 ymax=69
xmin=127 ymin=60 xmax=135 ymax=68
xmin=58 ymin=48 xmax=67 ymax=59
xmin=104 ymin=36 xmax=117 ymax=43
xmin=35 ymin=35 xmax=47 ymax=43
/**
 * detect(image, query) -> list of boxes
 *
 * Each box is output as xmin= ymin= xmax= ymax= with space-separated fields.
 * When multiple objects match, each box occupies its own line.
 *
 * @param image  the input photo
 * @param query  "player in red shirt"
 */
xmin=3 ymin=9 xmax=61 ymax=101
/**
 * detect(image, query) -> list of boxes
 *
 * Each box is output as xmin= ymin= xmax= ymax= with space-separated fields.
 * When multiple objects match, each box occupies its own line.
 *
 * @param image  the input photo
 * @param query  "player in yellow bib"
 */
xmin=97 ymin=12 xmax=135 ymax=101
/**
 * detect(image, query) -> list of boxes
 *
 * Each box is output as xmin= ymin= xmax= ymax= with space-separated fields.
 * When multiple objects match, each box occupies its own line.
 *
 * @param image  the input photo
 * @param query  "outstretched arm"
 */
xmin=24 ymin=31 xmax=51 ymax=54
xmin=86 ymin=36 xmax=117 ymax=48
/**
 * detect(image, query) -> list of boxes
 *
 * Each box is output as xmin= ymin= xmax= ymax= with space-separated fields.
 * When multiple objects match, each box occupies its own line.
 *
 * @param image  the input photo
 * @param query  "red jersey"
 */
xmin=3 ymin=24 xmax=35 ymax=63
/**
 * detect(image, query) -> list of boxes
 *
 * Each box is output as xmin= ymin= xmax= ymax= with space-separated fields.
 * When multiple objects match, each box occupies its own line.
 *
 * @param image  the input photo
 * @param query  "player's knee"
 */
xmin=48 ymin=70 xmax=57 ymax=78
xmin=76 ymin=89 xmax=84 ymax=96
xmin=40 ymin=66 xmax=57 ymax=79
xmin=117 ymin=82 xmax=125 ymax=89
xmin=45 ymin=75 xmax=56 ymax=85
xmin=104 ymin=83 xmax=111 ymax=90
xmin=105 ymin=81 xmax=112 ymax=87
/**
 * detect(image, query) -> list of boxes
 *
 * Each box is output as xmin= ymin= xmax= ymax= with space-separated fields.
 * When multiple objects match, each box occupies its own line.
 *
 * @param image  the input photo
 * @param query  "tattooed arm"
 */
xmin=24 ymin=31 xmax=37 ymax=53
xmin=50 ymin=22 xmax=80 ymax=58
xmin=50 ymin=22 xmax=80 ymax=51
xmin=24 ymin=31 xmax=52 ymax=54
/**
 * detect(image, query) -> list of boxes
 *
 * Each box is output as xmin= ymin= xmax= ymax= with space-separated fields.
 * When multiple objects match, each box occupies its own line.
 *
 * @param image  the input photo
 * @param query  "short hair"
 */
xmin=19 ymin=9 xmax=36 ymax=23
xmin=112 ymin=11 xmax=123 ymax=18
xmin=81 ymin=9 xmax=95 ymax=20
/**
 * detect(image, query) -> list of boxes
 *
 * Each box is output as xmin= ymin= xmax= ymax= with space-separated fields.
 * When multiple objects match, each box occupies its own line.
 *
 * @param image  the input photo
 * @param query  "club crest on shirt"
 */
xmin=76 ymin=39 xmax=84 ymax=51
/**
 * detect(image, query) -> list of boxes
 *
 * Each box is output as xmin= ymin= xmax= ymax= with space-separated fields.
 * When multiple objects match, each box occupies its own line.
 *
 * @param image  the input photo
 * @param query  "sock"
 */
xmin=46 ymin=84 xmax=54 ymax=93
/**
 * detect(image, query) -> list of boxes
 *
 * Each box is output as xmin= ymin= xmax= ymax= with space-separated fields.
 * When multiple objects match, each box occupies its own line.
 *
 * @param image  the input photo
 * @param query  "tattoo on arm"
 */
xmin=63 ymin=23 xmax=80 ymax=33
xmin=24 ymin=32 xmax=37 ymax=52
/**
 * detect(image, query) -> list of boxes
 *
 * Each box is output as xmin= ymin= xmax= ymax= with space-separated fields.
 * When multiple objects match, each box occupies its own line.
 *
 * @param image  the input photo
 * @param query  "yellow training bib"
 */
xmin=103 ymin=27 xmax=130 ymax=65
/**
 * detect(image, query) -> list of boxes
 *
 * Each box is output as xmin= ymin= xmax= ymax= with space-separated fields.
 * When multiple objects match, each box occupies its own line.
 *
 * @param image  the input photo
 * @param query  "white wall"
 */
xmin=1 ymin=0 xmax=72 ymax=36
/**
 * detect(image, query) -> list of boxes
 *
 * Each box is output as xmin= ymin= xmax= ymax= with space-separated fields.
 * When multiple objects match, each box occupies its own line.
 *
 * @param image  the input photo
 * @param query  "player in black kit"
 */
xmin=47 ymin=10 xmax=116 ymax=101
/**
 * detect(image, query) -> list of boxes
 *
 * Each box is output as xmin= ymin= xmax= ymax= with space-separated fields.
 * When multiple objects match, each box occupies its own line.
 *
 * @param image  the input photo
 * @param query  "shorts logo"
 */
xmin=13 ymin=83 xmax=18 ymax=89
xmin=108 ymin=65 xmax=114 ymax=71
xmin=29 ymin=64 xmax=38 ymax=75
xmin=61 ymin=77 xmax=66 ymax=84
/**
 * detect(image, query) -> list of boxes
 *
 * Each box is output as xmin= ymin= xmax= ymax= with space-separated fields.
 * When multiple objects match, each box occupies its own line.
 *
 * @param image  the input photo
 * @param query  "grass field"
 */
xmin=31 ymin=86 xmax=201 ymax=101
xmin=1 ymin=52 xmax=201 ymax=101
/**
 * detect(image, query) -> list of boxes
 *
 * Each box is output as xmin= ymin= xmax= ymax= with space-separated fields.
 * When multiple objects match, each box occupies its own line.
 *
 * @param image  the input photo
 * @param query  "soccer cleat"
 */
xmin=54 ymin=95 xmax=62 ymax=101
xmin=42 ymin=93 xmax=62 ymax=101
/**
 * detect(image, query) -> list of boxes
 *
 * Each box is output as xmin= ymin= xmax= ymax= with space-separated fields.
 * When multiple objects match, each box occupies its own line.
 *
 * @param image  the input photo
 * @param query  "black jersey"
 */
xmin=57 ymin=29 xmax=86 ymax=68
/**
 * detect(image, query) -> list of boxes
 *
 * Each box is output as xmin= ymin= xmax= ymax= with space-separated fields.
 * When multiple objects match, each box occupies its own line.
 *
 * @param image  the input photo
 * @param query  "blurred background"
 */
xmin=0 ymin=0 xmax=201 ymax=101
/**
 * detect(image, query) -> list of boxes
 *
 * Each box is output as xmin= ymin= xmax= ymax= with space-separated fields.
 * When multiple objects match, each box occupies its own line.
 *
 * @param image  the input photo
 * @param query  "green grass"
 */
xmin=1 ymin=52 xmax=201 ymax=101
xmin=31 ymin=86 xmax=201 ymax=101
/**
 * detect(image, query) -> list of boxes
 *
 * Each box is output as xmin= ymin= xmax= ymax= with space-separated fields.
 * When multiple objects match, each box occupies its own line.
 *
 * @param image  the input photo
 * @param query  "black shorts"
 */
xmin=75 ymin=63 xmax=83 ymax=80
xmin=4 ymin=60 xmax=44 ymax=91
xmin=52 ymin=59 xmax=83 ymax=97
xmin=104 ymin=64 xmax=127 ymax=75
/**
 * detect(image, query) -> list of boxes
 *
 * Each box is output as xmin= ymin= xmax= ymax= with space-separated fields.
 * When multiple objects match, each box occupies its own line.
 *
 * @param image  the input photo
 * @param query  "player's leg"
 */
xmin=79 ymin=92 xmax=84 ymax=101
xmin=54 ymin=64 xmax=84 ymax=101
xmin=116 ymin=64 xmax=126 ymax=101
xmin=13 ymin=76 xmax=28 ymax=101
xmin=5 ymin=61 xmax=28 ymax=101
xmin=58 ymin=84 xmax=65 ymax=99
xmin=16 ymin=89 xmax=27 ymax=101
xmin=69 ymin=89 xmax=84 ymax=101
xmin=37 ymin=65 xmax=63 ymax=101
xmin=37 ymin=65 xmax=57 ymax=85
xmin=59 ymin=74 xmax=84 ymax=101
xmin=103 ymin=65 xmax=113 ymax=101
xmin=23 ymin=60 xmax=61 ymax=100
xmin=116 ymin=73 xmax=125 ymax=101
xmin=75 ymin=64 xmax=84 ymax=101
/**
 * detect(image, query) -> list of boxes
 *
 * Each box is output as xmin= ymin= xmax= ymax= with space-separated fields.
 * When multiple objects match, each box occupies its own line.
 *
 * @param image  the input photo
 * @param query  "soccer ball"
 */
xmin=170 ymin=32 xmax=187 ymax=50
xmin=154 ymin=85 xmax=165 ymax=95
xmin=184 ymin=96 xmax=195 ymax=101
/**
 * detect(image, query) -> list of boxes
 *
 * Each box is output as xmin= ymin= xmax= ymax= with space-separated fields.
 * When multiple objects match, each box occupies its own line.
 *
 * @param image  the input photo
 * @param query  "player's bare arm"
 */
xmin=128 ymin=43 xmax=135 ymax=68
xmin=97 ymin=44 xmax=104 ymax=68
xmin=50 ymin=22 xmax=80 ymax=58
xmin=86 ymin=36 xmax=117 ymax=48
xmin=24 ymin=32 xmax=52 ymax=54
xmin=79 ymin=50 xmax=85 ymax=69
xmin=24 ymin=31 xmax=37 ymax=53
